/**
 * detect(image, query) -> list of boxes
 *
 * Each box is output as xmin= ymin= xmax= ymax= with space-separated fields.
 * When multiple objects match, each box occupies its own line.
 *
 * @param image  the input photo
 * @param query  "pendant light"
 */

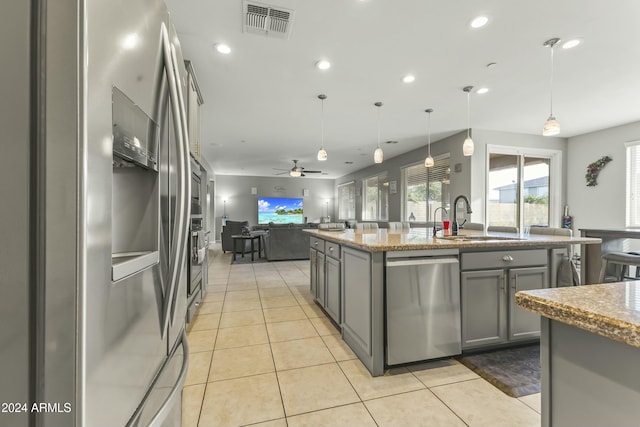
xmin=542 ymin=38 xmax=561 ymax=136
xmin=317 ymin=94 xmax=328 ymax=161
xmin=424 ymin=108 xmax=435 ymax=167
xmin=374 ymin=102 xmax=384 ymax=164
xmin=462 ymin=86 xmax=474 ymax=156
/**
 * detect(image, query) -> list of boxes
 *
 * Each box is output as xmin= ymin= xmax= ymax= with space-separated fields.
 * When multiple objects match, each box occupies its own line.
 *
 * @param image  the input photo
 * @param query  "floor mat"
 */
xmin=456 ymin=345 xmax=540 ymax=397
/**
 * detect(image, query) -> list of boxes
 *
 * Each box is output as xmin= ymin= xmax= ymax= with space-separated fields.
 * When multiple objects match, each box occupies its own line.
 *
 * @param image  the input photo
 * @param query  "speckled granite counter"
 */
xmin=304 ymin=228 xmax=600 ymax=252
xmin=516 ymin=282 xmax=640 ymax=427
xmin=516 ymin=282 xmax=640 ymax=347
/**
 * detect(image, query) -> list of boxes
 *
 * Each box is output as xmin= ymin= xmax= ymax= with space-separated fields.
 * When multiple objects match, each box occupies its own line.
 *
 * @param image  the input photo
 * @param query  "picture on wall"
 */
xmin=258 ymin=197 xmax=304 ymax=224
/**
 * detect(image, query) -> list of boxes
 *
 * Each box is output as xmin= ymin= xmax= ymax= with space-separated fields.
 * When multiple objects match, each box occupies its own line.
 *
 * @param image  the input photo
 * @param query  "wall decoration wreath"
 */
xmin=585 ymin=156 xmax=612 ymax=187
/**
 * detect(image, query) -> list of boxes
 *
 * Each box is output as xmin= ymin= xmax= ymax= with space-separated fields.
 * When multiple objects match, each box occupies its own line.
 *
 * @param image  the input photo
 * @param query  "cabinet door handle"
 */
xmin=329 ymin=247 xmax=334 ymax=252
xmin=502 ymin=255 xmax=514 ymax=262
xmin=314 ymin=241 xmax=318 ymax=246
xmin=500 ymin=275 xmax=506 ymax=293
xmin=511 ymin=275 xmax=517 ymax=291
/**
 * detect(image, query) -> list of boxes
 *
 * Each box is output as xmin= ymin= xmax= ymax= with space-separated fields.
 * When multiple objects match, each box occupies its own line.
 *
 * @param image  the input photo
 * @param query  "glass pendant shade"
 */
xmin=424 ymin=156 xmax=435 ymax=167
xmin=543 ymin=116 xmax=560 ymax=136
xmin=317 ymin=147 xmax=327 ymax=161
xmin=374 ymin=147 xmax=384 ymax=163
xmin=290 ymin=169 xmax=301 ymax=177
xmin=463 ymin=136 xmax=474 ymax=156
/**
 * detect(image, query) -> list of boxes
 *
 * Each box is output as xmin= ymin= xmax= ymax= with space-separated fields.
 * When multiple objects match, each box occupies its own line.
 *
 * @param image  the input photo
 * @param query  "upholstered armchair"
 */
xmin=221 ymin=220 xmax=249 ymax=253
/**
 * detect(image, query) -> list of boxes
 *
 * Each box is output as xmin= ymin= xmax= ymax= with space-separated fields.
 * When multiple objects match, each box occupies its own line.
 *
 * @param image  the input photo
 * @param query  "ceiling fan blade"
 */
xmin=273 ymin=168 xmax=289 ymax=171
xmin=273 ymin=171 xmax=289 ymax=175
xmin=302 ymin=170 xmax=322 ymax=173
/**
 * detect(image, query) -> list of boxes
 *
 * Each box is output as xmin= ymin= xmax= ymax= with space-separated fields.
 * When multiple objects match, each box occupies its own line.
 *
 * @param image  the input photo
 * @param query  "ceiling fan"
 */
xmin=273 ymin=160 xmax=322 ymax=177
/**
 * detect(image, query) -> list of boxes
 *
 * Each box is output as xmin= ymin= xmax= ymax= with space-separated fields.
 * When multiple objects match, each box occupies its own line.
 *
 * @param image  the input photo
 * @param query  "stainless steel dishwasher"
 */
xmin=386 ymin=249 xmax=461 ymax=365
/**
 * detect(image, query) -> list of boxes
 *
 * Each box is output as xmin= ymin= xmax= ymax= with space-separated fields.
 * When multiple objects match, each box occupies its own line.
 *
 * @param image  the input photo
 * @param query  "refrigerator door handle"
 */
xmin=160 ymin=24 xmax=191 ymax=337
xmin=168 ymin=42 xmax=192 ymax=324
xmin=147 ymin=332 xmax=190 ymax=427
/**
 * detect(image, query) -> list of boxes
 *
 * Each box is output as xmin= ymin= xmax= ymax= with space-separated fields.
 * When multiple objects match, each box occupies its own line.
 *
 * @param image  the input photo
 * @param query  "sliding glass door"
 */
xmin=487 ymin=151 xmax=552 ymax=230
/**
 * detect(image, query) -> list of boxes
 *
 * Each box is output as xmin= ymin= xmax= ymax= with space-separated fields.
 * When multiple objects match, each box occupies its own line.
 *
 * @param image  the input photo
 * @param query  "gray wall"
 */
xmin=214 ymin=175 xmax=335 ymax=240
xmin=335 ymin=131 xmax=471 ymax=223
xmin=567 ymin=120 xmax=640 ymax=231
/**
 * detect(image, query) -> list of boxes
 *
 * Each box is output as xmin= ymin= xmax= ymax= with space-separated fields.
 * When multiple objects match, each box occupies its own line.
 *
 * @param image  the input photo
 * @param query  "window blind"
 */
xmin=626 ymin=142 xmax=640 ymax=227
xmin=337 ymin=181 xmax=356 ymax=220
xmin=403 ymin=155 xmax=451 ymax=222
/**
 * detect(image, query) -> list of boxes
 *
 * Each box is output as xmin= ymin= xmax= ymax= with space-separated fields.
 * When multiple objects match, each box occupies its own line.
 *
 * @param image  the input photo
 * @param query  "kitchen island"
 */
xmin=516 ymin=283 xmax=640 ymax=427
xmin=305 ymin=228 xmax=600 ymax=376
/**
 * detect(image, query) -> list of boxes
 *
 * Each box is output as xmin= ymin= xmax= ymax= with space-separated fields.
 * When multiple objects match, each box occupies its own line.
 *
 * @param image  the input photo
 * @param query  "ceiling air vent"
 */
xmin=243 ymin=1 xmax=295 ymax=39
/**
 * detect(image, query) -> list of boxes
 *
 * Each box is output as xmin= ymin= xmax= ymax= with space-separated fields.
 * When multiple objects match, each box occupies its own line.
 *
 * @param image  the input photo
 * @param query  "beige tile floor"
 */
xmin=183 ymin=246 xmax=541 ymax=427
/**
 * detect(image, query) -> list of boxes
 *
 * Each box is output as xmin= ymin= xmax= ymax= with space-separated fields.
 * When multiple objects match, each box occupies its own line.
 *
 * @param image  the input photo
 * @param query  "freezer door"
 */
xmin=386 ymin=257 xmax=461 ymax=365
xmin=127 ymin=333 xmax=189 ymax=427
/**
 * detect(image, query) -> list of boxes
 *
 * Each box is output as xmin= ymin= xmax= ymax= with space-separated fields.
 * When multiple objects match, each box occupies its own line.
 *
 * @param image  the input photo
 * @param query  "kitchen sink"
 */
xmin=436 ymin=235 xmax=525 ymax=241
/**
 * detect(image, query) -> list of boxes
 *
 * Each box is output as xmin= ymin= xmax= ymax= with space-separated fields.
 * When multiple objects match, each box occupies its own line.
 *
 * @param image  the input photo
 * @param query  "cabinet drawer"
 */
xmin=326 ymin=242 xmax=341 ymax=259
xmin=461 ymin=249 xmax=547 ymax=270
xmin=310 ymin=236 xmax=325 ymax=253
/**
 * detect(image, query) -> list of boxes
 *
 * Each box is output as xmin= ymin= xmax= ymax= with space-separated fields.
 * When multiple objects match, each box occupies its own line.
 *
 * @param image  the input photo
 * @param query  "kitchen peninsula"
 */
xmin=305 ymin=228 xmax=600 ymax=376
xmin=516 ymin=283 xmax=640 ymax=427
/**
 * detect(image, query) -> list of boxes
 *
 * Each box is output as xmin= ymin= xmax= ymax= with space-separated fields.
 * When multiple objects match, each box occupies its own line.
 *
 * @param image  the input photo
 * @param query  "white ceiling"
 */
xmin=165 ymin=0 xmax=640 ymax=179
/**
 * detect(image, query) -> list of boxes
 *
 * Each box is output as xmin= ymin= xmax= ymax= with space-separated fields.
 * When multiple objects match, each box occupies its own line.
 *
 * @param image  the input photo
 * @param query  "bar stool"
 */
xmin=599 ymin=252 xmax=640 ymax=282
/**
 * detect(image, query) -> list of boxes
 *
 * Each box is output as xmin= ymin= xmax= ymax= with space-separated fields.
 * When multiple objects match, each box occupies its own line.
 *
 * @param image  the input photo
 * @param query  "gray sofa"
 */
xmin=263 ymin=224 xmax=315 ymax=261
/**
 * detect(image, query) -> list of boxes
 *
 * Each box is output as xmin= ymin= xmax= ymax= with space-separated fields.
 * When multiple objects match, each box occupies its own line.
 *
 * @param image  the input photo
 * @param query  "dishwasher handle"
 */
xmin=385 ymin=256 xmax=459 ymax=267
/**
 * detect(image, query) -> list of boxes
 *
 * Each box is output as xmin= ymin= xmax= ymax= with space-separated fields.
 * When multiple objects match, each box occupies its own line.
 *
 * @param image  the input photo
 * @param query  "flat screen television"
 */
xmin=258 ymin=197 xmax=304 ymax=224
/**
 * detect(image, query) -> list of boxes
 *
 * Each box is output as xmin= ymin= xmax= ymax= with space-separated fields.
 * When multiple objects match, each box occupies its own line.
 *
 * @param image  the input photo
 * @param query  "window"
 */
xmin=486 ymin=146 xmax=560 ymax=229
xmin=362 ymin=172 xmax=388 ymax=221
xmin=337 ymin=181 xmax=356 ymax=220
xmin=402 ymin=154 xmax=450 ymax=222
xmin=626 ymin=141 xmax=640 ymax=227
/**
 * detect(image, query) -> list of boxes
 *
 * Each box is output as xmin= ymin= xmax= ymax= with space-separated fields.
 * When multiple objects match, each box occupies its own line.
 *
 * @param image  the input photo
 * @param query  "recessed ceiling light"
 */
xmin=476 ymin=87 xmax=489 ymax=94
xmin=470 ymin=15 xmax=489 ymax=29
xmin=402 ymin=75 xmax=415 ymax=83
xmin=214 ymin=43 xmax=231 ymax=54
xmin=316 ymin=60 xmax=331 ymax=70
xmin=562 ymin=39 xmax=581 ymax=49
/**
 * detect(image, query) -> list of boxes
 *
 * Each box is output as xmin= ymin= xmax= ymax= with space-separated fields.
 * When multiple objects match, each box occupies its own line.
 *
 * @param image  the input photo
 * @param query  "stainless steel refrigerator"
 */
xmin=1 ymin=1 xmax=191 ymax=426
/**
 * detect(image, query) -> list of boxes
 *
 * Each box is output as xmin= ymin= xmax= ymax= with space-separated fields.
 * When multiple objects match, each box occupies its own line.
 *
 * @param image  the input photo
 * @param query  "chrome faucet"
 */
xmin=432 ymin=207 xmax=448 ymax=236
xmin=452 ymin=195 xmax=472 ymax=236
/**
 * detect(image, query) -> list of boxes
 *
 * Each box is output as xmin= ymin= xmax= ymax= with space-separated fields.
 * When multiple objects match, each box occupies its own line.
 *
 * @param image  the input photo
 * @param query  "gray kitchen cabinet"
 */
xmin=325 ymin=252 xmax=341 ymax=323
xmin=310 ymin=247 xmax=318 ymax=298
xmin=309 ymin=236 xmax=339 ymax=324
xmin=309 ymin=236 xmax=325 ymax=300
xmin=460 ymin=249 xmax=548 ymax=350
xmin=461 ymin=269 xmax=507 ymax=348
xmin=317 ymin=251 xmax=326 ymax=307
xmin=509 ymin=266 xmax=547 ymax=340
xmin=341 ymin=246 xmax=385 ymax=376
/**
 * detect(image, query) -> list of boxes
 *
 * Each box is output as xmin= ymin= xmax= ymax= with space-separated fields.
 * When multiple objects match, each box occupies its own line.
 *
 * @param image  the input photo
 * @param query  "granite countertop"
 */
xmin=516 ymin=282 xmax=640 ymax=348
xmin=304 ymin=228 xmax=600 ymax=252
